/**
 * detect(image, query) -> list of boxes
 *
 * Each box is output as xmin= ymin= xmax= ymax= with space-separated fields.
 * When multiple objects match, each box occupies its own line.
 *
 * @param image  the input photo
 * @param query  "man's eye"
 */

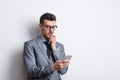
xmin=45 ymin=25 xmax=49 ymax=28
xmin=51 ymin=26 xmax=55 ymax=28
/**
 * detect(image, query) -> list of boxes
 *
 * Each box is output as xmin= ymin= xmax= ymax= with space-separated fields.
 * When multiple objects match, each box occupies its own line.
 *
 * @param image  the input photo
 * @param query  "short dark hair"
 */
xmin=39 ymin=13 xmax=56 ymax=24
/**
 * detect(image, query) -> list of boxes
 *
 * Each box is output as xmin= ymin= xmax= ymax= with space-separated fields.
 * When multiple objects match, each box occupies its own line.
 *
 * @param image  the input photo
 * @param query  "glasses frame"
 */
xmin=42 ymin=24 xmax=57 ymax=30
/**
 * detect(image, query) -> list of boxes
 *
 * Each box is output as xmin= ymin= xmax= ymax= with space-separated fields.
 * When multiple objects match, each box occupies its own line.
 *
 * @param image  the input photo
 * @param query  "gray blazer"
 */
xmin=23 ymin=35 xmax=68 ymax=80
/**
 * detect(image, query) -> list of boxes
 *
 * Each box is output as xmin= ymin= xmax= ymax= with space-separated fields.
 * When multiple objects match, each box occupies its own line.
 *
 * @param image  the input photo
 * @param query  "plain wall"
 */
xmin=0 ymin=0 xmax=120 ymax=80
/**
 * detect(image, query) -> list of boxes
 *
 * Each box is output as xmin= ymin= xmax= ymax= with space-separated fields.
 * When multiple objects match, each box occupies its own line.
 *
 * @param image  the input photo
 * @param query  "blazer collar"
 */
xmin=36 ymin=35 xmax=51 ymax=64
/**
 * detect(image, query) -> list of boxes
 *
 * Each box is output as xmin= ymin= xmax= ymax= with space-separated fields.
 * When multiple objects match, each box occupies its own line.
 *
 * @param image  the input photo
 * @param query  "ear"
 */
xmin=38 ymin=24 xmax=42 ymax=30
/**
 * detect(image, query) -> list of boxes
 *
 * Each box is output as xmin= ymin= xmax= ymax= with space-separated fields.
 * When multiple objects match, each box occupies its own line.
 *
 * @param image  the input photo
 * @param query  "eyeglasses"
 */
xmin=42 ymin=25 xmax=57 ymax=30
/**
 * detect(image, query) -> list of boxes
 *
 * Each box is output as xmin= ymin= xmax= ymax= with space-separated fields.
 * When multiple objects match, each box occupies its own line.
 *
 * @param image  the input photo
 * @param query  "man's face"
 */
xmin=40 ymin=19 xmax=56 ymax=40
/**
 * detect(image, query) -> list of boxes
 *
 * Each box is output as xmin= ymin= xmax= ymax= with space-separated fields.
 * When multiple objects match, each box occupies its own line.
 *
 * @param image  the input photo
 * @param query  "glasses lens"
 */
xmin=43 ymin=25 xmax=57 ymax=29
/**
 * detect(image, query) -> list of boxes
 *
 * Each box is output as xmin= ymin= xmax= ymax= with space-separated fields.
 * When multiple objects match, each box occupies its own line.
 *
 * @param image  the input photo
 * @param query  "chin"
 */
xmin=45 ymin=36 xmax=50 ymax=39
xmin=47 ymin=36 xmax=51 ymax=39
xmin=47 ymin=35 xmax=52 ymax=38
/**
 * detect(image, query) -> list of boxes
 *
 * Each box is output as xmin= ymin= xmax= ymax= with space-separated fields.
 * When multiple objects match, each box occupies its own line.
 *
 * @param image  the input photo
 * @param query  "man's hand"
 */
xmin=49 ymin=35 xmax=56 ymax=51
xmin=52 ymin=59 xmax=70 ymax=70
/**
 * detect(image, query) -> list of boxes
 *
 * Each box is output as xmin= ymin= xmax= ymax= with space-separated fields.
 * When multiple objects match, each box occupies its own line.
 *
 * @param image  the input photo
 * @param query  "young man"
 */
xmin=24 ymin=13 xmax=70 ymax=80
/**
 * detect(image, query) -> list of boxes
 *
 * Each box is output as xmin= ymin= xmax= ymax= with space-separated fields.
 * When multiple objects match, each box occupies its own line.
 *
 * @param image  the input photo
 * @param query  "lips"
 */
xmin=47 ymin=33 xmax=53 ymax=36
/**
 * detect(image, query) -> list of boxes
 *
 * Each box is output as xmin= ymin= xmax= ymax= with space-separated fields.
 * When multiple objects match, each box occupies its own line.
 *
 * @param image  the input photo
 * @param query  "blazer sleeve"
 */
xmin=53 ymin=44 xmax=68 ymax=75
xmin=23 ymin=42 xmax=53 ymax=77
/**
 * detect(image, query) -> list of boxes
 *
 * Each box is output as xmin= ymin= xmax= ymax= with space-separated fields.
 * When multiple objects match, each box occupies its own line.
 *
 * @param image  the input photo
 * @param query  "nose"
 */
xmin=49 ymin=28 xmax=53 ymax=32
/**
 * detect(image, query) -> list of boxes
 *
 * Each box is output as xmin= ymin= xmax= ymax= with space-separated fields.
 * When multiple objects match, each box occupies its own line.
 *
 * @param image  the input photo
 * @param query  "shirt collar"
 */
xmin=41 ymin=35 xmax=47 ymax=43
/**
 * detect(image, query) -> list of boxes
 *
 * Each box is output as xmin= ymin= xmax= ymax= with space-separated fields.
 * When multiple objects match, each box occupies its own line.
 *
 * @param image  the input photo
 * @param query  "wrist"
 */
xmin=52 ymin=47 xmax=56 ymax=51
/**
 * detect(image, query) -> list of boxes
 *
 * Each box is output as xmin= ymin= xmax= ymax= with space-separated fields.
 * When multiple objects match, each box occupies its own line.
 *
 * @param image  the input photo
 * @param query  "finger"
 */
xmin=61 ymin=65 xmax=68 ymax=68
xmin=63 ymin=62 xmax=70 ymax=66
xmin=49 ymin=37 xmax=53 ymax=44
xmin=64 ymin=59 xmax=70 ymax=61
xmin=52 ymin=35 xmax=55 ymax=37
xmin=62 ymin=60 xmax=70 ymax=63
xmin=51 ymin=35 xmax=56 ymax=39
xmin=59 ymin=62 xmax=69 ymax=67
xmin=49 ymin=36 xmax=53 ymax=42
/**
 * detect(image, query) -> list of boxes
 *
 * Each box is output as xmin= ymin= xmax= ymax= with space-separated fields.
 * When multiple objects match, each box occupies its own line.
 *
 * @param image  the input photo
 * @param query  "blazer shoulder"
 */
xmin=24 ymin=38 xmax=37 ymax=46
xmin=56 ymin=41 xmax=64 ymax=46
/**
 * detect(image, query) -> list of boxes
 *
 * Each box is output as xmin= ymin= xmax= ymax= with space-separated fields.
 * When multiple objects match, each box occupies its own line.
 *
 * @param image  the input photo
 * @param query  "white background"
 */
xmin=0 ymin=0 xmax=120 ymax=80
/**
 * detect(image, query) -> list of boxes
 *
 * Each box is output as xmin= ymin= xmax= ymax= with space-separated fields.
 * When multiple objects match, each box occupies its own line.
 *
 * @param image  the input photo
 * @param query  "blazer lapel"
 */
xmin=36 ymin=36 xmax=50 ymax=64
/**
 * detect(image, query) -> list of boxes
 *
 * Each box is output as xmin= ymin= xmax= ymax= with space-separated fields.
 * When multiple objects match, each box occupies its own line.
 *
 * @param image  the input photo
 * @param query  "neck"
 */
xmin=42 ymin=35 xmax=49 ymax=41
